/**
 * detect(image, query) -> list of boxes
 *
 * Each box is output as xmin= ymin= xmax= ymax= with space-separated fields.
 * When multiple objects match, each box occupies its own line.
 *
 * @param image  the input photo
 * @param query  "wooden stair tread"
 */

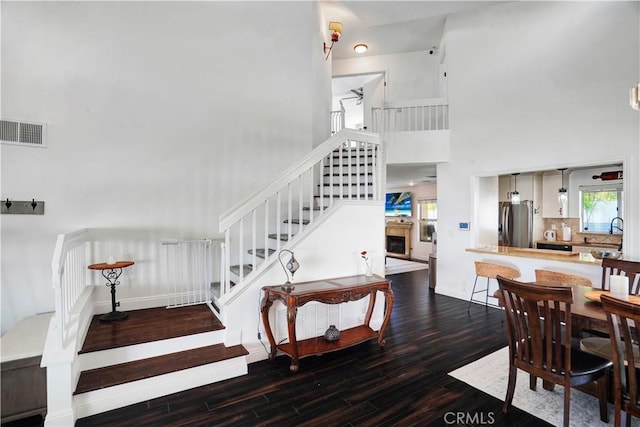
xmin=283 ymin=219 xmax=310 ymax=225
xmin=74 ymin=343 xmax=248 ymax=395
xmin=230 ymin=264 xmax=253 ymax=276
xmin=268 ymin=233 xmax=291 ymax=241
xmin=321 ymin=182 xmax=373 ymax=187
xmin=323 ymin=172 xmax=373 ymax=176
xmin=248 ymin=248 xmax=275 ymax=259
xmin=79 ymin=305 xmax=224 ymax=354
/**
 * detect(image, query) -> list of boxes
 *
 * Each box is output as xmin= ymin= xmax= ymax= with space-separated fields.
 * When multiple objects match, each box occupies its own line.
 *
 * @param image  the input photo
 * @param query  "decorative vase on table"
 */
xmin=366 ymin=264 xmax=373 ymax=277
xmin=324 ymin=325 xmax=340 ymax=342
xmin=361 ymin=250 xmax=373 ymax=277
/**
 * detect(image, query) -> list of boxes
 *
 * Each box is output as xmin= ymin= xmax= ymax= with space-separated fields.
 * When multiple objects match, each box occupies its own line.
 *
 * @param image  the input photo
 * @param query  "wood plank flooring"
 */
xmin=80 ymin=304 xmax=224 ymax=353
xmin=6 ymin=270 xmax=550 ymax=427
xmin=74 ymin=344 xmax=248 ymax=394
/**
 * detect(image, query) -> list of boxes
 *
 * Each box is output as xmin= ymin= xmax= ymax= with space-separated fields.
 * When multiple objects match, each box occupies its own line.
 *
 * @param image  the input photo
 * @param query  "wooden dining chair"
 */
xmin=534 ymin=269 xmax=592 ymax=287
xmin=601 ymin=294 xmax=640 ymax=427
xmin=497 ymin=275 xmax=612 ymax=427
xmin=467 ymin=261 xmax=520 ymax=312
xmin=601 ymin=258 xmax=640 ymax=295
xmin=582 ymin=258 xmax=640 ymax=357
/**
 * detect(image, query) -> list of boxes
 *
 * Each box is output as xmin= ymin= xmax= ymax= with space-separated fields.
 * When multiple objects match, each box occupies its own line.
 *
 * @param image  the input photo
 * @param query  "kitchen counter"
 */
xmin=466 ymin=246 xmax=601 ymax=265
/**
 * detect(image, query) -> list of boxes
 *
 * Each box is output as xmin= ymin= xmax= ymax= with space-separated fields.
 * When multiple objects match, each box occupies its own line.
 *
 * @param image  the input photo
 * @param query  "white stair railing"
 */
xmin=371 ymin=98 xmax=449 ymax=133
xmin=51 ymin=228 xmax=91 ymax=347
xmin=218 ymin=129 xmax=382 ymax=300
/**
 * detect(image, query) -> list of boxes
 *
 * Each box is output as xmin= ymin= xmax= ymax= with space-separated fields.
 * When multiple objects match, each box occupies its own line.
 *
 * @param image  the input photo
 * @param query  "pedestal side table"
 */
xmin=88 ymin=261 xmax=134 ymax=321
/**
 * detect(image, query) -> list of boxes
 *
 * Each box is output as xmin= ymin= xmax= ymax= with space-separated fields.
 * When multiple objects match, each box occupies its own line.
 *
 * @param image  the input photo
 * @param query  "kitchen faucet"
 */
xmin=609 ymin=217 xmax=624 ymax=234
xmin=609 ymin=216 xmax=623 ymax=251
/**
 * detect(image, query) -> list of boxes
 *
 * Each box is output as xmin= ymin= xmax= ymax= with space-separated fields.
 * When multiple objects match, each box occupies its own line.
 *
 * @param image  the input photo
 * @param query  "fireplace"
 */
xmin=387 ymin=236 xmax=406 ymax=254
xmin=385 ymin=222 xmax=412 ymax=259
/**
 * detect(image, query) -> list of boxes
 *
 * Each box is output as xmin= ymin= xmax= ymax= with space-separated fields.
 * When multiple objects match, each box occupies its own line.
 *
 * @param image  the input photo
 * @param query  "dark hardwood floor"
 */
xmin=4 ymin=270 xmax=551 ymax=427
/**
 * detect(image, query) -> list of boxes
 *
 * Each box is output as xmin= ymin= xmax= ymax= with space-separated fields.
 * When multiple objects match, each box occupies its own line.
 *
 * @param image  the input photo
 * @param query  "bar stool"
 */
xmin=534 ymin=269 xmax=592 ymax=287
xmin=468 ymin=261 xmax=520 ymax=312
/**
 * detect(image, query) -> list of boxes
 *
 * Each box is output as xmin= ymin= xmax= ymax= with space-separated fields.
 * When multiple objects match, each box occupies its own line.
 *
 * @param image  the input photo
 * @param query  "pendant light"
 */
xmin=511 ymin=173 xmax=520 ymax=205
xmin=558 ymin=168 xmax=568 ymax=203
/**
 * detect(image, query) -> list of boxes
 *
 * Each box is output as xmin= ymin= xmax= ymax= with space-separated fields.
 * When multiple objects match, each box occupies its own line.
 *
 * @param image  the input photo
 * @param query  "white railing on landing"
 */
xmin=371 ymin=98 xmax=449 ymax=133
xmin=330 ymin=103 xmax=345 ymax=135
xmin=51 ymin=228 xmax=91 ymax=347
xmin=218 ymin=129 xmax=383 ymax=301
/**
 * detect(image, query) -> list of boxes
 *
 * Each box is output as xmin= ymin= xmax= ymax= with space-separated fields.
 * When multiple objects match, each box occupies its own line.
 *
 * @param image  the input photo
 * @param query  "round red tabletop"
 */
xmin=88 ymin=261 xmax=134 ymax=270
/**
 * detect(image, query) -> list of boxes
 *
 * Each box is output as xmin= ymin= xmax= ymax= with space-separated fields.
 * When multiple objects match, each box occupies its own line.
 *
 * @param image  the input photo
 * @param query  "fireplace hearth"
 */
xmin=385 ymin=222 xmax=412 ymax=259
xmin=387 ymin=236 xmax=405 ymax=254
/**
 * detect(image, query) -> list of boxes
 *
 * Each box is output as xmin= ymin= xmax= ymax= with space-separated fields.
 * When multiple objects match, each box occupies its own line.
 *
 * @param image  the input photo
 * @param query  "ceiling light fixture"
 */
xmin=354 ymin=43 xmax=368 ymax=54
xmin=630 ymin=82 xmax=639 ymax=110
xmin=558 ymin=168 xmax=568 ymax=203
xmin=324 ymin=21 xmax=343 ymax=60
xmin=510 ymin=173 xmax=520 ymax=205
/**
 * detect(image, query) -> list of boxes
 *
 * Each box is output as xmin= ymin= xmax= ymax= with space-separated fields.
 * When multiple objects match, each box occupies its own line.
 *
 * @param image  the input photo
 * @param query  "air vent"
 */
xmin=1 ymin=119 xmax=46 ymax=147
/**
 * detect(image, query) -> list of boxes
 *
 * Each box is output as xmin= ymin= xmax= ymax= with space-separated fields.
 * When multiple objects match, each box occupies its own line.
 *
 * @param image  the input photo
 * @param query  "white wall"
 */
xmin=437 ymin=1 xmax=640 ymax=301
xmin=333 ymin=50 xmax=441 ymax=102
xmin=0 ymin=2 xmax=332 ymax=333
xmin=386 ymin=130 xmax=450 ymax=164
xmin=385 ymin=183 xmax=437 ymax=260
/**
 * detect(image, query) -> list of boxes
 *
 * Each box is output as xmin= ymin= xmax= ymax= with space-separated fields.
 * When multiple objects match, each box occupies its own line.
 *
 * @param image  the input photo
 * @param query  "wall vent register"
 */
xmin=0 ymin=119 xmax=46 ymax=147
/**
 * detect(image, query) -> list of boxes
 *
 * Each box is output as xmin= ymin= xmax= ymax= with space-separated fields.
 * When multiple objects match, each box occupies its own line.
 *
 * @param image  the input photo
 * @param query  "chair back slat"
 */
xmin=601 ymin=258 xmax=640 ymax=294
xmin=601 ymin=294 xmax=640 ymax=420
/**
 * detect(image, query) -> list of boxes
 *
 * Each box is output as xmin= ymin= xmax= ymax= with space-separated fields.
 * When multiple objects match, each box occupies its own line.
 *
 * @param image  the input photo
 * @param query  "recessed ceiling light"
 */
xmin=353 ymin=44 xmax=368 ymax=54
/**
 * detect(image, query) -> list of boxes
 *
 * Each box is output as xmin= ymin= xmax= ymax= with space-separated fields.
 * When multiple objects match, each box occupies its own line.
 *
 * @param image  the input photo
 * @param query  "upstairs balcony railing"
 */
xmin=371 ymin=98 xmax=449 ymax=133
xmin=330 ymin=103 xmax=346 ymax=135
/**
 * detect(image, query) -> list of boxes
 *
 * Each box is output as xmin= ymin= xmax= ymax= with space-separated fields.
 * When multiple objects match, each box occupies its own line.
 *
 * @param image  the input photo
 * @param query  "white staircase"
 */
xmin=216 ymin=130 xmax=383 ymax=314
xmin=41 ymin=130 xmax=384 ymax=426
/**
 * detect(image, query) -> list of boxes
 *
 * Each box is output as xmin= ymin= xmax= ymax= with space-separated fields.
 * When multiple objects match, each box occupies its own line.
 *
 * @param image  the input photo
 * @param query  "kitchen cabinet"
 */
xmin=499 ymin=174 xmax=534 ymax=202
xmin=542 ymin=173 xmax=567 ymax=218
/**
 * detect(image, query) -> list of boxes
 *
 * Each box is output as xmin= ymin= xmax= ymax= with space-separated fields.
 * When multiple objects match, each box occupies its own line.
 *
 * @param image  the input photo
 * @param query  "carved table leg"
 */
xmin=260 ymin=292 xmax=277 ymax=359
xmin=377 ymin=288 xmax=395 ymax=347
xmin=287 ymin=301 xmax=299 ymax=372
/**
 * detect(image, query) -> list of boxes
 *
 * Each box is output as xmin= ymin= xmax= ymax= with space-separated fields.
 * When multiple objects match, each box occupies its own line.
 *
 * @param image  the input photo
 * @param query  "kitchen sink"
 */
xmin=590 ymin=249 xmax=622 ymax=259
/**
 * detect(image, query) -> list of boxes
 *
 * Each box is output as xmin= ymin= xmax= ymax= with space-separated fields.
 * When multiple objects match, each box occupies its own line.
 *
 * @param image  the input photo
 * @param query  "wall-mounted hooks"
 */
xmin=1 ymin=199 xmax=45 ymax=215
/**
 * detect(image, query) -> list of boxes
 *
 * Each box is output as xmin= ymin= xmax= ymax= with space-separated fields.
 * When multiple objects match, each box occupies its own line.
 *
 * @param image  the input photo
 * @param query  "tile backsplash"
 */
xmin=542 ymin=217 xmax=622 ymax=245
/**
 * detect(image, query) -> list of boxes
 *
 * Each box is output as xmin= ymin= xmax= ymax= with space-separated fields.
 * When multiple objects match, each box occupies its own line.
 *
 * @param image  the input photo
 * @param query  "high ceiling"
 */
xmin=322 ymin=1 xmax=503 ymax=60
xmin=322 ymin=1 xmax=504 ymax=188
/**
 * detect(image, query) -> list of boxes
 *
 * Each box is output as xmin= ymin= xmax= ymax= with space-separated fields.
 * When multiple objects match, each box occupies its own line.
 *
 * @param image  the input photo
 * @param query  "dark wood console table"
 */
xmin=260 ymin=274 xmax=393 ymax=372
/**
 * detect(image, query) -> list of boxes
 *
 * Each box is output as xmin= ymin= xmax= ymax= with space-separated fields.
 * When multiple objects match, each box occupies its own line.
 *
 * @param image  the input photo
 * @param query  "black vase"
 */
xmin=324 ymin=325 xmax=340 ymax=342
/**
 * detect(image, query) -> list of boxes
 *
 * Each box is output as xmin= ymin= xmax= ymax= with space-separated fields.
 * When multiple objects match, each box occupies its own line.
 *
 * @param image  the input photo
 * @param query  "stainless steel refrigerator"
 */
xmin=499 ymin=201 xmax=533 ymax=248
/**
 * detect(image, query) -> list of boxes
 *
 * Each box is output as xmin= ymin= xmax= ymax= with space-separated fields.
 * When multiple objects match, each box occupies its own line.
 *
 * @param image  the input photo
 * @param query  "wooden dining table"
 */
xmin=563 ymin=284 xmax=609 ymax=336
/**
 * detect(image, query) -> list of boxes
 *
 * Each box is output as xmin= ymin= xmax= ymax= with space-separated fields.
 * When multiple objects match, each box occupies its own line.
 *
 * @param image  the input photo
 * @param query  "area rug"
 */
xmin=448 ymin=347 xmax=632 ymax=427
xmin=384 ymin=257 xmax=428 ymax=275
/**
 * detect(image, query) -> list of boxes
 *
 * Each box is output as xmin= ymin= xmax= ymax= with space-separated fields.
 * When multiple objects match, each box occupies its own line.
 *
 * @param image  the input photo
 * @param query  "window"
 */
xmin=418 ymin=200 xmax=437 ymax=242
xmin=579 ymin=184 xmax=623 ymax=233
